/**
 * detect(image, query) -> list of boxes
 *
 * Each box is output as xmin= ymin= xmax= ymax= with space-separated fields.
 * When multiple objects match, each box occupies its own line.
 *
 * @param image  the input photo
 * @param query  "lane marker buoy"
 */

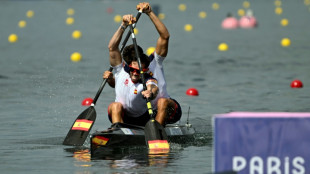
xmin=67 ymin=8 xmax=75 ymax=16
xmin=178 ymin=4 xmax=187 ymax=11
xmin=72 ymin=30 xmax=82 ymax=39
xmin=66 ymin=17 xmax=74 ymax=25
xmin=82 ymin=98 xmax=93 ymax=106
xmin=291 ymin=79 xmax=303 ymax=88
xmin=8 ymin=34 xmax=18 ymax=43
xmin=18 ymin=20 xmax=27 ymax=28
xmin=186 ymin=88 xmax=199 ymax=96
xmin=281 ymin=38 xmax=291 ymax=47
xmin=26 ymin=10 xmax=34 ymax=18
xmin=184 ymin=24 xmax=193 ymax=32
xmin=146 ymin=47 xmax=155 ymax=55
xmin=71 ymin=52 xmax=82 ymax=62
xmin=218 ymin=43 xmax=229 ymax=51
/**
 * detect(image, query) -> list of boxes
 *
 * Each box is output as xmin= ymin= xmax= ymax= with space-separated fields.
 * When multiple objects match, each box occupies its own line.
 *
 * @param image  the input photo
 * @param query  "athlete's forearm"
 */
xmin=147 ymin=11 xmax=170 ymax=40
xmin=108 ymin=23 xmax=127 ymax=66
xmin=108 ymin=24 xmax=126 ymax=52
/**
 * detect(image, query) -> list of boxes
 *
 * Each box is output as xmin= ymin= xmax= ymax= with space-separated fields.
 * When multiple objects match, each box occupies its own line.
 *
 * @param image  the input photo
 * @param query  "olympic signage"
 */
xmin=213 ymin=112 xmax=310 ymax=174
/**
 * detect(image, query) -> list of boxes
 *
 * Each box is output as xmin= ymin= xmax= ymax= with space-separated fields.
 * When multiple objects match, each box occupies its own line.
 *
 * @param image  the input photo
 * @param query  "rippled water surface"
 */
xmin=1 ymin=0 xmax=309 ymax=173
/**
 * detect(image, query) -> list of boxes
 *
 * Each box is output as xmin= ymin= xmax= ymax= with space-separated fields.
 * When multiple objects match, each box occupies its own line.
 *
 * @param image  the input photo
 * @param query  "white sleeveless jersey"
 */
xmin=148 ymin=52 xmax=170 ymax=100
xmin=114 ymin=63 xmax=158 ymax=118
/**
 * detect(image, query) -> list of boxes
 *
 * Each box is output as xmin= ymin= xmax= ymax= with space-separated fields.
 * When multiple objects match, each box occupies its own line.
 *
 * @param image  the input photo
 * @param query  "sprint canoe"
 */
xmin=90 ymin=122 xmax=195 ymax=156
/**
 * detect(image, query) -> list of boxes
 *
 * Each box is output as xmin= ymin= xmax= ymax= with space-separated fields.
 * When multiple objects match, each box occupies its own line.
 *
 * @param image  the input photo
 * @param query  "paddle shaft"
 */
xmin=129 ymin=24 xmax=154 ymax=117
xmin=92 ymin=67 xmax=113 ymax=105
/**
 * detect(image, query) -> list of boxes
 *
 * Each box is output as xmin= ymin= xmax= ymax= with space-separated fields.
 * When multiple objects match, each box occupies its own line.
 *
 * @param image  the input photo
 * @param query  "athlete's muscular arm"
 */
xmin=137 ymin=2 xmax=170 ymax=57
xmin=108 ymin=14 xmax=136 ymax=67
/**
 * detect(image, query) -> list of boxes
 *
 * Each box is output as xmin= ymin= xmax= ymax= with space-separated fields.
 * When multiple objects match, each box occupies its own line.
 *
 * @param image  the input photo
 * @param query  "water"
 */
xmin=0 ymin=0 xmax=309 ymax=173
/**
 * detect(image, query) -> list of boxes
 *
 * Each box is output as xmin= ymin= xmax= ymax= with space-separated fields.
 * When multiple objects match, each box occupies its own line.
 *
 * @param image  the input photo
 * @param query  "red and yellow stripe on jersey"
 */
xmin=72 ymin=119 xmax=93 ymax=131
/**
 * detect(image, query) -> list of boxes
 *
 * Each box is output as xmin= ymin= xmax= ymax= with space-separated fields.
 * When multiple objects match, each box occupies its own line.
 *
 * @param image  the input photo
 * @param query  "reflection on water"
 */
xmin=73 ymin=149 xmax=91 ymax=163
xmin=68 ymin=147 xmax=170 ymax=172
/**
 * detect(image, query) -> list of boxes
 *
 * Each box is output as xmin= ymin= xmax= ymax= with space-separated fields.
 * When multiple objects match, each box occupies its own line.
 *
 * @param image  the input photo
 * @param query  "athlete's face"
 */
xmin=129 ymin=61 xmax=147 ymax=83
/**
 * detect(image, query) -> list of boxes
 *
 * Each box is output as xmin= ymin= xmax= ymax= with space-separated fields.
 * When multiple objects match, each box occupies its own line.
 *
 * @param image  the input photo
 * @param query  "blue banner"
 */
xmin=213 ymin=112 xmax=310 ymax=174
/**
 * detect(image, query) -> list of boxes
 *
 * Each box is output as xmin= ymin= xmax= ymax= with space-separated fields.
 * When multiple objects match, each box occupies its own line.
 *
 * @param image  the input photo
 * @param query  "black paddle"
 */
xmin=63 ymin=11 xmax=142 ymax=146
xmin=63 ymin=67 xmax=113 ymax=146
xmin=129 ymin=24 xmax=169 ymax=151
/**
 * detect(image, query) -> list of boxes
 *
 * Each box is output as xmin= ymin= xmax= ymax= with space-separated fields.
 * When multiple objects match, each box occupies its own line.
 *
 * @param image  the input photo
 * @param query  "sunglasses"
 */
xmin=128 ymin=65 xmax=148 ymax=74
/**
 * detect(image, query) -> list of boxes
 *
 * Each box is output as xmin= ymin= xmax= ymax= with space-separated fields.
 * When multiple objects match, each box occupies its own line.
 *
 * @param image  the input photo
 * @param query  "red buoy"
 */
xmin=186 ymin=88 xmax=199 ymax=96
xmin=291 ymin=79 xmax=303 ymax=88
xmin=107 ymin=7 xmax=114 ymax=14
xmin=82 ymin=98 xmax=93 ymax=106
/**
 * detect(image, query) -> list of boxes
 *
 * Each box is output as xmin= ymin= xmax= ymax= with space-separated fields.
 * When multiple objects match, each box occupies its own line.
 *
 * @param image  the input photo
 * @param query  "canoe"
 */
xmin=90 ymin=122 xmax=195 ymax=156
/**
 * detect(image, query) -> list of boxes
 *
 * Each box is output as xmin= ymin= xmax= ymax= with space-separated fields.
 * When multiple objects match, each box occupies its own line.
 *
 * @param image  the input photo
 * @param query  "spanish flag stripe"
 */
xmin=148 ymin=140 xmax=170 ymax=150
xmin=92 ymin=136 xmax=109 ymax=145
xmin=72 ymin=119 xmax=93 ymax=131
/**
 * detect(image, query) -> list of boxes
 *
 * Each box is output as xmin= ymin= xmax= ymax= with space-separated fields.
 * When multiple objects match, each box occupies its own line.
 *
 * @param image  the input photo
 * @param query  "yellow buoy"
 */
xmin=304 ymin=0 xmax=310 ymax=6
xmin=243 ymin=1 xmax=250 ymax=8
xmin=66 ymin=17 xmax=74 ymax=25
xmin=26 ymin=10 xmax=34 ymax=18
xmin=199 ymin=11 xmax=207 ymax=19
xmin=114 ymin=15 xmax=122 ymax=23
xmin=275 ymin=0 xmax=282 ymax=7
xmin=146 ymin=47 xmax=155 ymax=55
xmin=18 ymin=20 xmax=27 ymax=28
xmin=238 ymin=9 xmax=245 ymax=16
xmin=218 ymin=43 xmax=229 ymax=51
xmin=184 ymin=24 xmax=193 ymax=32
xmin=72 ymin=30 xmax=82 ymax=39
xmin=158 ymin=13 xmax=165 ymax=20
xmin=281 ymin=18 xmax=289 ymax=26
xmin=67 ymin=8 xmax=75 ymax=16
xmin=178 ymin=4 xmax=187 ymax=11
xmin=8 ymin=34 xmax=18 ymax=43
xmin=275 ymin=7 xmax=283 ymax=15
xmin=71 ymin=52 xmax=82 ymax=62
xmin=212 ymin=3 xmax=220 ymax=10
xmin=281 ymin=38 xmax=291 ymax=47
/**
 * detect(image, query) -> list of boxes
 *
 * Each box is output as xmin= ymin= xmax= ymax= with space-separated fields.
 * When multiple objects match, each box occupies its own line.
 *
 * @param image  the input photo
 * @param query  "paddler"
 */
xmin=104 ymin=2 xmax=181 ymax=126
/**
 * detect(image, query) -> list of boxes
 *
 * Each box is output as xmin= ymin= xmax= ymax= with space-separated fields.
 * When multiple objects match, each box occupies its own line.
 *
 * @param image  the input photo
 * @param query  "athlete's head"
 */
xmin=122 ymin=44 xmax=150 ymax=68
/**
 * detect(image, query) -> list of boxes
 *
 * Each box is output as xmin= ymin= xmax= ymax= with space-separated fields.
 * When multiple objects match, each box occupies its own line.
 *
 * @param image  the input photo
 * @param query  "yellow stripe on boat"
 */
xmin=148 ymin=140 xmax=170 ymax=150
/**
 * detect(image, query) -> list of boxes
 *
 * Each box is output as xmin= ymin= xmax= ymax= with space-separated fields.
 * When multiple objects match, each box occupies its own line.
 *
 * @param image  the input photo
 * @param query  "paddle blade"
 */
xmin=145 ymin=118 xmax=169 ymax=151
xmin=63 ymin=106 xmax=96 ymax=146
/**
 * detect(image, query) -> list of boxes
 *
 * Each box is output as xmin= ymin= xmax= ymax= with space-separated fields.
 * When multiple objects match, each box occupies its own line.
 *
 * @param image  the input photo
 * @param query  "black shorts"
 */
xmin=108 ymin=106 xmax=150 ymax=126
xmin=165 ymin=98 xmax=182 ymax=124
xmin=108 ymin=98 xmax=182 ymax=126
